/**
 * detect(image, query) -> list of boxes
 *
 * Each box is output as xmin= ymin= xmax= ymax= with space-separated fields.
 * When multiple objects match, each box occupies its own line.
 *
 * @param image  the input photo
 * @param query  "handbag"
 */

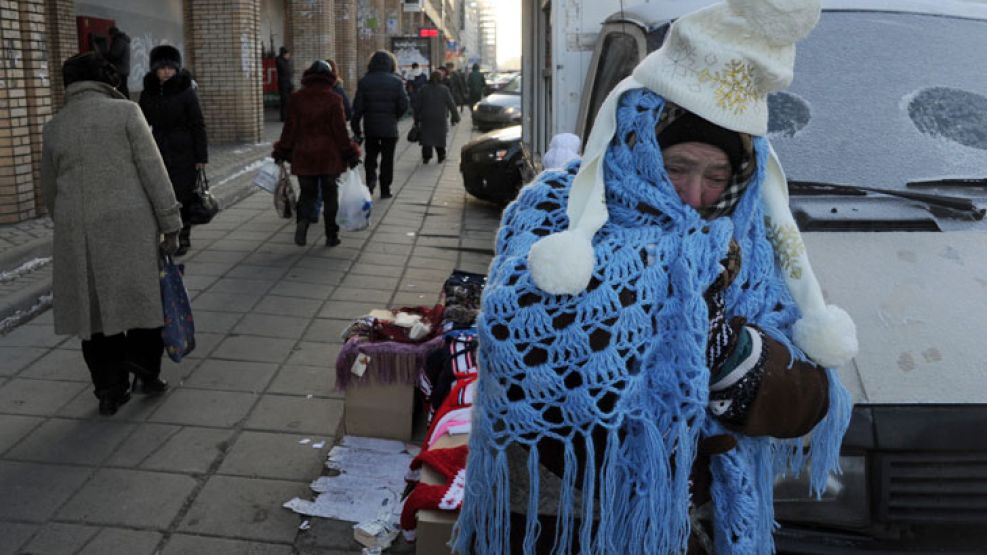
xmin=159 ymin=255 xmax=195 ymax=362
xmin=274 ymin=164 xmax=297 ymax=219
xmin=185 ymin=168 xmax=220 ymax=225
xmin=407 ymin=122 xmax=420 ymax=143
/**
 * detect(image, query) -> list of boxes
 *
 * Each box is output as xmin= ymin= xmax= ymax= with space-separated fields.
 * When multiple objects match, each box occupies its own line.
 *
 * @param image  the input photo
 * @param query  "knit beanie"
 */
xmin=527 ymin=0 xmax=858 ymax=369
xmin=657 ymin=111 xmax=745 ymax=172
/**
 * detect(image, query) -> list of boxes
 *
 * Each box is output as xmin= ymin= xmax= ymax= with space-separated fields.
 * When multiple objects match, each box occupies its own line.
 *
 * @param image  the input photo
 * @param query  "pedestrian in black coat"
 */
xmin=138 ymin=45 xmax=208 ymax=256
xmin=99 ymin=27 xmax=131 ymax=98
xmin=352 ymin=50 xmax=409 ymax=199
xmin=276 ymin=47 xmax=294 ymax=122
xmin=413 ymin=71 xmax=460 ymax=164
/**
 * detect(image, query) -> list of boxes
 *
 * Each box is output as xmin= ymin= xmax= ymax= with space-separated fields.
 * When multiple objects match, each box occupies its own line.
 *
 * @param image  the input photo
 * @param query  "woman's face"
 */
xmin=156 ymin=66 xmax=177 ymax=82
xmin=662 ymin=142 xmax=733 ymax=210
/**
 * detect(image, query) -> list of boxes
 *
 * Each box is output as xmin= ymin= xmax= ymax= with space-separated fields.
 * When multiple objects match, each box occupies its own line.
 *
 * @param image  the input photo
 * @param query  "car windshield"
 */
xmin=771 ymin=11 xmax=987 ymax=196
xmin=500 ymin=76 xmax=521 ymax=94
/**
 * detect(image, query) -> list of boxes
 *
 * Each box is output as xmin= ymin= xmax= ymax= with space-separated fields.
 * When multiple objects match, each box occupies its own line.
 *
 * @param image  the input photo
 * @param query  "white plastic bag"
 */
xmin=336 ymin=168 xmax=372 ymax=232
xmin=253 ymin=158 xmax=280 ymax=193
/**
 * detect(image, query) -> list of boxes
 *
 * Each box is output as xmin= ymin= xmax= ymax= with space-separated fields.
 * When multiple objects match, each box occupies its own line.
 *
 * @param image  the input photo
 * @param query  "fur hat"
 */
xmin=62 ymin=51 xmax=120 ymax=88
xmin=527 ymin=0 xmax=858 ymax=369
xmin=149 ymin=44 xmax=182 ymax=71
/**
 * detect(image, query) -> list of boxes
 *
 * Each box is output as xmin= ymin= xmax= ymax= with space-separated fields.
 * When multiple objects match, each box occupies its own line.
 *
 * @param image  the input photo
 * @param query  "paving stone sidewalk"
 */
xmin=0 ymin=119 xmax=500 ymax=554
xmin=0 ymin=119 xmax=283 ymax=332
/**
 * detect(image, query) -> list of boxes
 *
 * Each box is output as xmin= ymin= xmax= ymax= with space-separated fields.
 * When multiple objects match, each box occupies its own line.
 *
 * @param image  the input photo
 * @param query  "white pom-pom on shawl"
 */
xmin=793 ymin=304 xmax=858 ymax=369
xmin=528 ymin=229 xmax=596 ymax=296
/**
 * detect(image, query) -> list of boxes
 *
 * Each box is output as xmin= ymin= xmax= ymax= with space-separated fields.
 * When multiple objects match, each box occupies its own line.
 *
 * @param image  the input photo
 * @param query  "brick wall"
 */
xmin=286 ymin=0 xmax=336 ymax=85
xmin=43 ymin=0 xmax=77 ymax=110
xmin=184 ymin=0 xmax=263 ymax=144
xmin=334 ymin=0 xmax=358 ymax=99
xmin=0 ymin=0 xmax=54 ymax=223
xmin=355 ymin=0 xmax=380 ymax=82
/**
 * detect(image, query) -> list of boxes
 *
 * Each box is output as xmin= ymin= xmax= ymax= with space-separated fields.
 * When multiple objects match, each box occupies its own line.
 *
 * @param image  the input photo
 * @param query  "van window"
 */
xmin=584 ymin=32 xmax=639 ymax=142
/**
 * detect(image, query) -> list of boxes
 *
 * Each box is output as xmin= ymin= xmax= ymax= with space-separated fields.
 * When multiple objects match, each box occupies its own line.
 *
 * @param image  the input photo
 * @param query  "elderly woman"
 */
xmin=412 ymin=70 xmax=460 ymax=164
xmin=41 ymin=52 xmax=182 ymax=416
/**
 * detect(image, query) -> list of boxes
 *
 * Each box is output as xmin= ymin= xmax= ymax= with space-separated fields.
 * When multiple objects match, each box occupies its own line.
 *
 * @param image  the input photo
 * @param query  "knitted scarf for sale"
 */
xmin=453 ymin=89 xmax=851 ymax=555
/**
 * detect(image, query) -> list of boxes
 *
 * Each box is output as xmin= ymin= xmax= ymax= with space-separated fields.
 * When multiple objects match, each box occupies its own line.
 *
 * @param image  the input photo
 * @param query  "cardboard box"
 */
xmin=415 ymin=433 xmax=470 ymax=555
xmin=344 ymin=381 xmax=416 ymax=441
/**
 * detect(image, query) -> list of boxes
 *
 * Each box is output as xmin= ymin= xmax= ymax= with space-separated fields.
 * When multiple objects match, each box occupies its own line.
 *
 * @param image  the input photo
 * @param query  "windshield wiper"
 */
xmin=788 ymin=180 xmax=985 ymax=220
xmin=907 ymin=178 xmax=987 ymax=190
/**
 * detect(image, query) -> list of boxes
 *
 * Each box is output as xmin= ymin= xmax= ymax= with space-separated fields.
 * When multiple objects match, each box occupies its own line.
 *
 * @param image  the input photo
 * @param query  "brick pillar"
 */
xmin=0 ymin=0 xmax=54 ymax=223
xmin=355 ymin=0 xmax=380 ymax=81
xmin=185 ymin=0 xmax=263 ymax=144
xmin=286 ymin=0 xmax=336 ymax=86
xmin=334 ymin=0 xmax=358 ymax=99
xmin=44 ymin=0 xmax=77 ymax=110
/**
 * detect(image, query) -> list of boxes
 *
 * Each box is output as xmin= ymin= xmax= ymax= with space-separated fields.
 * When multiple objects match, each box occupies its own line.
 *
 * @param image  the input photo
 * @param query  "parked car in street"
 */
xmin=459 ymin=125 xmax=534 ymax=204
xmin=471 ymin=76 xmax=522 ymax=133
xmin=570 ymin=1 xmax=987 ymax=551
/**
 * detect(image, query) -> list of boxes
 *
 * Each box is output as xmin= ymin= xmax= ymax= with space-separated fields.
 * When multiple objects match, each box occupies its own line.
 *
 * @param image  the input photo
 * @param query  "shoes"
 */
xmin=380 ymin=191 xmax=393 ymax=199
xmin=294 ymin=220 xmax=309 ymax=246
xmin=133 ymin=376 xmax=169 ymax=395
xmin=422 ymin=158 xmax=430 ymax=164
xmin=98 ymin=391 xmax=131 ymax=416
xmin=438 ymin=156 xmax=446 ymax=163
xmin=174 ymin=245 xmax=189 ymax=257
xmin=326 ymin=235 xmax=341 ymax=247
xmin=177 ymin=226 xmax=191 ymax=256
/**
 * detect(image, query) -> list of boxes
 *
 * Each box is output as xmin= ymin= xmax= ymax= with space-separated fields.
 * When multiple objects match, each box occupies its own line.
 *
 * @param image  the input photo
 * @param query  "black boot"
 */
xmin=97 ymin=388 xmax=131 ymax=416
xmin=132 ymin=375 xmax=169 ymax=395
xmin=294 ymin=220 xmax=309 ymax=246
xmin=325 ymin=221 xmax=341 ymax=247
xmin=175 ymin=225 xmax=191 ymax=257
xmin=380 ymin=187 xmax=393 ymax=199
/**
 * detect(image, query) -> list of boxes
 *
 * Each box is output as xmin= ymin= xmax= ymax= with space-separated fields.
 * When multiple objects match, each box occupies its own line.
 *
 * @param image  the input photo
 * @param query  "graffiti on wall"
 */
xmin=357 ymin=0 xmax=376 ymax=40
xmin=298 ymin=0 xmax=319 ymax=19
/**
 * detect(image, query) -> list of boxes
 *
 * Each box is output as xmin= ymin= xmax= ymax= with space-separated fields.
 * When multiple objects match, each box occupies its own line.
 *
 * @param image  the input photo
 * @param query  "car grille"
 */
xmin=475 ymin=105 xmax=501 ymax=114
xmin=876 ymin=452 xmax=987 ymax=523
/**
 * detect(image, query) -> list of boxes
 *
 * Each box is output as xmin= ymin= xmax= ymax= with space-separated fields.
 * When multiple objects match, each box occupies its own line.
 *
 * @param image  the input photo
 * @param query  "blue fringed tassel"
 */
xmin=809 ymin=367 xmax=852 ymax=497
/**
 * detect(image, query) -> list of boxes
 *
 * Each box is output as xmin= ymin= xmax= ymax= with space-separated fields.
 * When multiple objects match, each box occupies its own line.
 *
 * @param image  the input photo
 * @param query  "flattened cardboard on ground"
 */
xmin=416 ymin=433 xmax=469 ymax=555
xmin=344 ymin=380 xmax=416 ymax=441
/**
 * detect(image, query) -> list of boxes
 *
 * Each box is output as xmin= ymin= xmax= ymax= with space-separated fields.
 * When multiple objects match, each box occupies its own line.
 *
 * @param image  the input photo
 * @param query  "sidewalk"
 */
xmin=0 ymin=119 xmax=283 ymax=333
xmin=0 ymin=119 xmax=500 ymax=554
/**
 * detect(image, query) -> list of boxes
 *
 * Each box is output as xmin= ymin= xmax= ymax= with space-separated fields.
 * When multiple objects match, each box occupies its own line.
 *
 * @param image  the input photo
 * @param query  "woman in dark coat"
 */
xmin=352 ymin=50 xmax=409 ymax=198
xmin=138 ymin=45 xmax=208 ymax=256
xmin=413 ymin=71 xmax=460 ymax=164
xmin=273 ymin=61 xmax=361 ymax=248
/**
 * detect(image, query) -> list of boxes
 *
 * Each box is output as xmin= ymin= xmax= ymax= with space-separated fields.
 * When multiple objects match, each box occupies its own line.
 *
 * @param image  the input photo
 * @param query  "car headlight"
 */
xmin=773 ymin=455 xmax=870 ymax=529
xmin=502 ymin=107 xmax=518 ymax=116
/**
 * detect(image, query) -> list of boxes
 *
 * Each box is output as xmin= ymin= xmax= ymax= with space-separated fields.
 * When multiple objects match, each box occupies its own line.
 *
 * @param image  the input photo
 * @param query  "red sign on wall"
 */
xmin=419 ymin=28 xmax=439 ymax=38
xmin=262 ymin=57 xmax=278 ymax=94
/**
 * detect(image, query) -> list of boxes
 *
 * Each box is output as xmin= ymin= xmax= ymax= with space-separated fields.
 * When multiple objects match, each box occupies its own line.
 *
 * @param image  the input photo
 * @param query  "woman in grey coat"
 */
xmin=41 ymin=52 xmax=183 ymax=415
xmin=413 ymin=71 xmax=461 ymax=164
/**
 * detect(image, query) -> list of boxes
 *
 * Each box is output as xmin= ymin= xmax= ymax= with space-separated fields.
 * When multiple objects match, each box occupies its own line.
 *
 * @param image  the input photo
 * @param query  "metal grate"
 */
xmin=877 ymin=452 xmax=987 ymax=523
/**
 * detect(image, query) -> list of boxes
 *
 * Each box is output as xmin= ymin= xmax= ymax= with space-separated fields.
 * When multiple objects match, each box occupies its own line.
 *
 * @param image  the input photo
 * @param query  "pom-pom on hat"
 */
xmin=527 ymin=0 xmax=858 ymax=368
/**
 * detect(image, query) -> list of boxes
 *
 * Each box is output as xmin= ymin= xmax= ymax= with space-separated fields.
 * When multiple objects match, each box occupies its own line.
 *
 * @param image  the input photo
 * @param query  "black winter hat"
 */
xmin=149 ymin=45 xmax=182 ymax=71
xmin=657 ymin=111 xmax=744 ymax=172
xmin=62 ymin=51 xmax=120 ymax=88
xmin=305 ymin=60 xmax=332 ymax=76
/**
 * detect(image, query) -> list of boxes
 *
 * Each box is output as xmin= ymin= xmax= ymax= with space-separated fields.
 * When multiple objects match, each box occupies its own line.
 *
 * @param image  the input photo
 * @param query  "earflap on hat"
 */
xmin=528 ymin=77 xmax=643 ymax=295
xmin=761 ymin=144 xmax=858 ymax=368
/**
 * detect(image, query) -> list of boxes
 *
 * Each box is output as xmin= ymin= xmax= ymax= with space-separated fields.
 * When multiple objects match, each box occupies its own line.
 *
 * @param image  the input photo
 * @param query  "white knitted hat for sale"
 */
xmin=527 ymin=0 xmax=858 ymax=368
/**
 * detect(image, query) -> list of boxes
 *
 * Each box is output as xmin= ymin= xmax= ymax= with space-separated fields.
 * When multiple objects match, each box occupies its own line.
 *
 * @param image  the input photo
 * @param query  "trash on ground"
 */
xmin=282 ymin=435 xmax=414 ymax=524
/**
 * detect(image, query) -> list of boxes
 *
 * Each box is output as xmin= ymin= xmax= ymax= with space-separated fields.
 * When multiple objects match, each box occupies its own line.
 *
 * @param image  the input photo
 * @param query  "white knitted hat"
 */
xmin=527 ymin=0 xmax=858 ymax=368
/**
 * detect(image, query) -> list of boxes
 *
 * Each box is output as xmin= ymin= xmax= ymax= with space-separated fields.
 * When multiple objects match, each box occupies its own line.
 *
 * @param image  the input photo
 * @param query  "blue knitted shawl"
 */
xmin=454 ymin=89 xmax=851 ymax=555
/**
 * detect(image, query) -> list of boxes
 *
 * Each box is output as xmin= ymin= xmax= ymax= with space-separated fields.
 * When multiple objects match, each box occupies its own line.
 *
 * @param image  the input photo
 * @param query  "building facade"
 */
xmin=0 ymin=0 xmax=484 ymax=224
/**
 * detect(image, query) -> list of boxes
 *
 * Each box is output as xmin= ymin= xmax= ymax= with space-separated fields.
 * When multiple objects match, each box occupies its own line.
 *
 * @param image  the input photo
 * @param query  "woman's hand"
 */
xmin=159 ymin=232 xmax=180 ymax=256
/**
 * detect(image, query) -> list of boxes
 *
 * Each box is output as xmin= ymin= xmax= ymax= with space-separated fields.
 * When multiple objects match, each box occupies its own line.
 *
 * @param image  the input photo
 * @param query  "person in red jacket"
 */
xmin=273 ymin=61 xmax=361 ymax=247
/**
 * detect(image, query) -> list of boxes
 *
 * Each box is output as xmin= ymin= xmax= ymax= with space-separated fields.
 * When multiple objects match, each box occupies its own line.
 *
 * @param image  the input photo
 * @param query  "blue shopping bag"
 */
xmin=160 ymin=256 xmax=196 ymax=362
